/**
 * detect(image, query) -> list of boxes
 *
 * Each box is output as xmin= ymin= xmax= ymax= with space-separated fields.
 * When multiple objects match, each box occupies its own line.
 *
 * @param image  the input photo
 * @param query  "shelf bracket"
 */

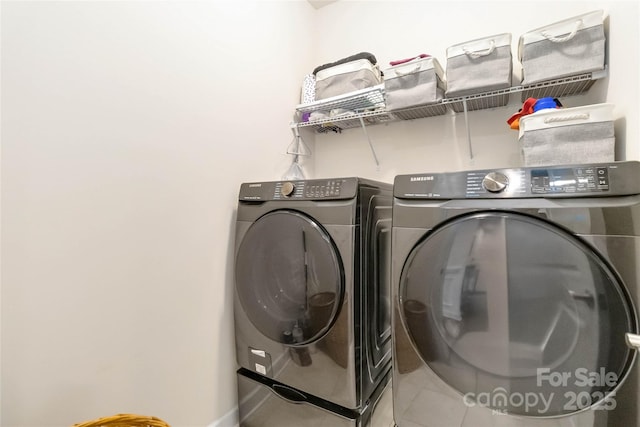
xmin=462 ymin=98 xmax=474 ymax=160
xmin=358 ymin=116 xmax=380 ymax=168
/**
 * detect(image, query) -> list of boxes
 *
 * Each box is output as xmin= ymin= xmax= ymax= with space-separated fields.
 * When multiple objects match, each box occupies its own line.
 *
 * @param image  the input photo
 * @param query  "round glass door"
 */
xmin=399 ymin=211 xmax=636 ymax=417
xmin=236 ymin=210 xmax=344 ymax=346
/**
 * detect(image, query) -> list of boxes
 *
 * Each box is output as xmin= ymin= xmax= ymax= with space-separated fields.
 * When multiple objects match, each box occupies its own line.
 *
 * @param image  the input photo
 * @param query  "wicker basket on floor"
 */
xmin=73 ymin=413 xmax=170 ymax=427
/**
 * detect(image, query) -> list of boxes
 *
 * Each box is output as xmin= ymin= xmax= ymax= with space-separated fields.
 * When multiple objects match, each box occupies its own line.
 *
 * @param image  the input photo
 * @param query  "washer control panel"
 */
xmin=393 ymin=161 xmax=640 ymax=199
xmin=465 ymin=169 xmax=527 ymax=197
xmin=275 ymin=179 xmax=346 ymax=199
xmin=239 ymin=178 xmax=358 ymax=201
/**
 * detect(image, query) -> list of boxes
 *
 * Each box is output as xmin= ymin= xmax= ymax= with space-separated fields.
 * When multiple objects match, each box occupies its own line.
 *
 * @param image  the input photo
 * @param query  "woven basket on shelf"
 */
xmin=73 ymin=413 xmax=170 ymax=427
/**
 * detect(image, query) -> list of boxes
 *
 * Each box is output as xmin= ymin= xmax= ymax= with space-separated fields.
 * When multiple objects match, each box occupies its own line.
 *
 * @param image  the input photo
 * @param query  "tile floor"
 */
xmin=371 ymin=384 xmax=395 ymax=427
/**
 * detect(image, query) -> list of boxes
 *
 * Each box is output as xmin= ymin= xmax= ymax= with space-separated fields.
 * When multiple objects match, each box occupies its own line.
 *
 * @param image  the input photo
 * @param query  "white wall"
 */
xmin=1 ymin=1 xmax=639 ymax=427
xmin=311 ymin=0 xmax=640 ymax=183
xmin=1 ymin=1 xmax=315 ymax=426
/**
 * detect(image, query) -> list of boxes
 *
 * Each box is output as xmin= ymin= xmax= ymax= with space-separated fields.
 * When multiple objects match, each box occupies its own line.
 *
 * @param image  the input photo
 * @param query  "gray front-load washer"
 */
xmin=234 ymin=177 xmax=392 ymax=426
xmin=392 ymin=161 xmax=640 ymax=426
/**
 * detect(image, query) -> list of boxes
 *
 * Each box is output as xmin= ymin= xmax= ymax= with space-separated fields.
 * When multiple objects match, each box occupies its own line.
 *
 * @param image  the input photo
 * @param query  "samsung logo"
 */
xmin=410 ymin=176 xmax=434 ymax=182
xmin=248 ymin=183 xmax=262 ymax=188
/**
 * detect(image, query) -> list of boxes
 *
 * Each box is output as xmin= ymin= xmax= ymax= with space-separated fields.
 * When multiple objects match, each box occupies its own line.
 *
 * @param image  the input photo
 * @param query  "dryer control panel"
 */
xmin=239 ymin=178 xmax=358 ymax=201
xmin=394 ymin=161 xmax=640 ymax=199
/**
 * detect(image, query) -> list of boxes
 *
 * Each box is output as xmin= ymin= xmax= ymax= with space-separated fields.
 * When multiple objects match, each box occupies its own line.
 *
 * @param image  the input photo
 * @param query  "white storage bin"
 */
xmin=315 ymin=58 xmax=382 ymax=101
xmin=518 ymin=103 xmax=615 ymax=166
xmin=445 ymin=33 xmax=513 ymax=98
xmin=519 ymin=10 xmax=605 ymax=85
xmin=383 ymin=56 xmax=445 ymax=111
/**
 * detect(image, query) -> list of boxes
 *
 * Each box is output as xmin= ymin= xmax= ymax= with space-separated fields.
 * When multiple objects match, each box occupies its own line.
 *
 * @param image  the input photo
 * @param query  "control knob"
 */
xmin=281 ymin=182 xmax=295 ymax=197
xmin=482 ymin=172 xmax=509 ymax=193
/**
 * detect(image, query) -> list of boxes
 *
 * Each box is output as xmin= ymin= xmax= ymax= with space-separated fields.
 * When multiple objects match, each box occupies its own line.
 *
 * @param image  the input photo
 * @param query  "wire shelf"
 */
xmin=519 ymin=73 xmax=599 ymax=101
xmin=298 ymin=108 xmax=394 ymax=132
xmin=447 ymin=93 xmax=511 ymax=113
xmin=293 ymin=70 xmax=605 ymax=132
xmin=389 ymin=103 xmax=448 ymax=120
xmin=296 ymin=85 xmax=385 ymax=114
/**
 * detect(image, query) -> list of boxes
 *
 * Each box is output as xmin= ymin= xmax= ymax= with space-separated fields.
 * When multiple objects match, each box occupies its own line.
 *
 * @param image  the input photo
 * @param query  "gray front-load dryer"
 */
xmin=234 ymin=177 xmax=392 ymax=426
xmin=391 ymin=161 xmax=640 ymax=427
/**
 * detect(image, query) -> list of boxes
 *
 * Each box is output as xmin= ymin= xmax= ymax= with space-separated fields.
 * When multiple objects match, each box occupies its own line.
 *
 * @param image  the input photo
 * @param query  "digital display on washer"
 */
xmin=531 ymin=166 xmax=610 ymax=194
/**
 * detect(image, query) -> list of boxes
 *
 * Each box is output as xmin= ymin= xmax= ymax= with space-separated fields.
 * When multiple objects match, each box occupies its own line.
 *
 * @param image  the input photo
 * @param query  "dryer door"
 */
xmin=236 ymin=210 xmax=344 ymax=346
xmin=399 ymin=211 xmax=637 ymax=417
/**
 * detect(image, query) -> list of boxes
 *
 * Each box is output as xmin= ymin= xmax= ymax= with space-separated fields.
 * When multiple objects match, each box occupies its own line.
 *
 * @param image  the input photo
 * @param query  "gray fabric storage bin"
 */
xmin=314 ymin=58 xmax=382 ymax=100
xmin=518 ymin=103 xmax=614 ymax=166
xmin=383 ymin=57 xmax=445 ymax=111
xmin=445 ymin=33 xmax=513 ymax=98
xmin=519 ymin=10 xmax=605 ymax=85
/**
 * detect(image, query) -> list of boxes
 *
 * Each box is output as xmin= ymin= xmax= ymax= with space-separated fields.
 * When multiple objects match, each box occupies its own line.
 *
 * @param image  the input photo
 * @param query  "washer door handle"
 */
xmin=625 ymin=333 xmax=640 ymax=350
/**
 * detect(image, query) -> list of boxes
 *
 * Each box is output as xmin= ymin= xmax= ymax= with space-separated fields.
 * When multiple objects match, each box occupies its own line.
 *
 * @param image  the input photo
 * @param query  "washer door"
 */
xmin=236 ymin=210 xmax=344 ymax=346
xmin=399 ymin=211 xmax=636 ymax=417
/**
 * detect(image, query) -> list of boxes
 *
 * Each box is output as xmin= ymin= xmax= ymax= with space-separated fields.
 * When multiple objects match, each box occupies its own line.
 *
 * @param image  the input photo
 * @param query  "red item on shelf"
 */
xmin=507 ymin=97 xmax=538 ymax=130
xmin=389 ymin=54 xmax=430 ymax=66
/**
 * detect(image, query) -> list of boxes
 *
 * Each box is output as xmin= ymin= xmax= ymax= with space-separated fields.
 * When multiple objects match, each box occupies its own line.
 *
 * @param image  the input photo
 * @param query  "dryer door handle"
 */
xmin=272 ymin=384 xmax=308 ymax=404
xmin=625 ymin=333 xmax=640 ymax=350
